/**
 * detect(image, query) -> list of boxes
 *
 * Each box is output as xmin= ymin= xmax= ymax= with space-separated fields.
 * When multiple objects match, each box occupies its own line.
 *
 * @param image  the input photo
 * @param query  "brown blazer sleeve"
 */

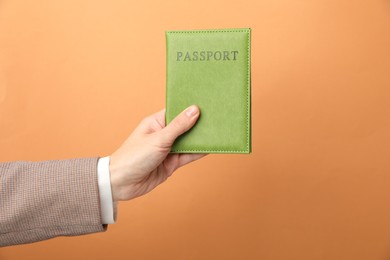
xmin=0 ymin=157 xmax=107 ymax=247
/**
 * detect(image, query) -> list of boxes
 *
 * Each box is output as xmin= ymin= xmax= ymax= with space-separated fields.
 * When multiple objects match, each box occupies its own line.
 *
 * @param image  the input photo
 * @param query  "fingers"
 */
xmin=178 ymin=153 xmax=208 ymax=168
xmin=165 ymin=153 xmax=208 ymax=177
xmin=159 ymin=105 xmax=200 ymax=145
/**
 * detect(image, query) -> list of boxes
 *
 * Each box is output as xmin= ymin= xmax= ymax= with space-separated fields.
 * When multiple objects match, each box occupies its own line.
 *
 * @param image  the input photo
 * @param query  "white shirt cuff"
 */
xmin=97 ymin=156 xmax=116 ymax=224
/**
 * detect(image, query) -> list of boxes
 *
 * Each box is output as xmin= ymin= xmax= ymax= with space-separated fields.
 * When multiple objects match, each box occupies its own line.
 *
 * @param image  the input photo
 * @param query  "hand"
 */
xmin=109 ymin=105 xmax=207 ymax=201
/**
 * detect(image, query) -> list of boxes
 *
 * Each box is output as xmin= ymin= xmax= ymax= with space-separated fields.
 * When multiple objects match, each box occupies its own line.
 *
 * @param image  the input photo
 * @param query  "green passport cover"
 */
xmin=165 ymin=28 xmax=251 ymax=154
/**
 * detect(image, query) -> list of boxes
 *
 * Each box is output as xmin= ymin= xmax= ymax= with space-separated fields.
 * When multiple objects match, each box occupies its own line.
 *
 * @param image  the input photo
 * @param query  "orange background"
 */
xmin=1 ymin=0 xmax=390 ymax=259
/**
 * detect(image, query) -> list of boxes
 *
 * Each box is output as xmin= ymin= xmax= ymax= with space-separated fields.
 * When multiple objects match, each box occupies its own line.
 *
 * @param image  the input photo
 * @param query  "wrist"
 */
xmin=109 ymin=153 xmax=123 ymax=202
xmin=109 ymin=152 xmax=135 ymax=202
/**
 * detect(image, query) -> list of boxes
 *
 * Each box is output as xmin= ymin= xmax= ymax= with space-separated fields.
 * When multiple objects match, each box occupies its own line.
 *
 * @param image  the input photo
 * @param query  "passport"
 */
xmin=165 ymin=28 xmax=251 ymax=153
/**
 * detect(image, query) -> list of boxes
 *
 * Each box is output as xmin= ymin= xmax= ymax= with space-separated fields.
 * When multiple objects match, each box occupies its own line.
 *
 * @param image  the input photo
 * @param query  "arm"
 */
xmin=0 ymin=105 xmax=205 ymax=247
xmin=0 ymin=157 xmax=105 ymax=247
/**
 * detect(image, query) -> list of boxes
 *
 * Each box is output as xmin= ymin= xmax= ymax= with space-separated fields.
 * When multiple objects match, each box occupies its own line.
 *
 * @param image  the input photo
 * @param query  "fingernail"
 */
xmin=185 ymin=105 xmax=199 ymax=117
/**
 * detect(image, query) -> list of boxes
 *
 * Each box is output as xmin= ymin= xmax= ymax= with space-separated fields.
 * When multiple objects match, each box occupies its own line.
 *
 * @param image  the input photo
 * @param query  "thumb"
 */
xmin=160 ymin=105 xmax=200 ymax=145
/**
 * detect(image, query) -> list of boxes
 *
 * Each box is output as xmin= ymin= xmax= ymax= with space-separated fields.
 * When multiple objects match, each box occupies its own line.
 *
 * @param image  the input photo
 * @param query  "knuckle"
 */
xmin=153 ymin=133 xmax=172 ymax=149
xmin=141 ymin=116 xmax=153 ymax=125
